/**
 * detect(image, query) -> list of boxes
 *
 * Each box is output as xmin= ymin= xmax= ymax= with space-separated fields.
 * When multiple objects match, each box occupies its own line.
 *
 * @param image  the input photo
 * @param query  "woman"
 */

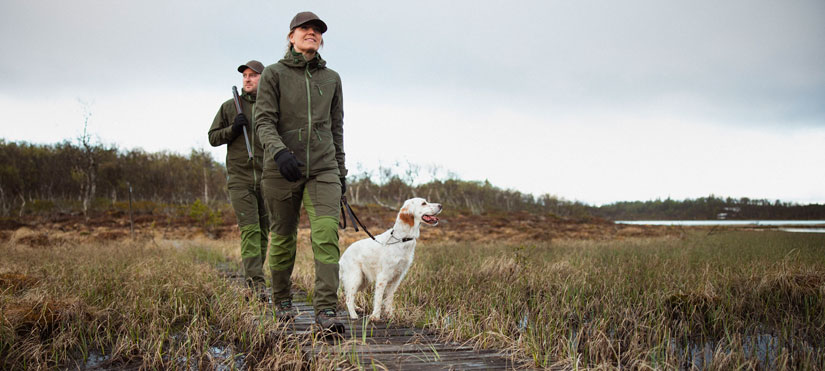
xmin=254 ymin=11 xmax=347 ymax=332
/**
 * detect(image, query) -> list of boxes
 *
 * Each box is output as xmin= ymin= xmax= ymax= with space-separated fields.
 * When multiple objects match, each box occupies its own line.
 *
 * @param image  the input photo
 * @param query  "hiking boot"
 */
xmin=315 ymin=308 xmax=345 ymax=333
xmin=275 ymin=299 xmax=296 ymax=321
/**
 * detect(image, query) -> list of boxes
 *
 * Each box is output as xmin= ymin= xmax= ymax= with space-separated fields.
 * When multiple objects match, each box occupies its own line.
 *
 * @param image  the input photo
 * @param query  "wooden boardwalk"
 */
xmin=287 ymin=299 xmax=527 ymax=370
xmin=221 ymin=266 xmax=532 ymax=370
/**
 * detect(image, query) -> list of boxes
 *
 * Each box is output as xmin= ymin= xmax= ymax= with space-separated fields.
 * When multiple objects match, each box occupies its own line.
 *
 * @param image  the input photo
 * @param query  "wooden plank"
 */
xmin=364 ymin=350 xmax=510 ymax=362
xmin=360 ymin=356 xmax=519 ymax=371
xmin=306 ymin=343 xmax=476 ymax=355
xmin=279 ymin=325 xmax=424 ymax=338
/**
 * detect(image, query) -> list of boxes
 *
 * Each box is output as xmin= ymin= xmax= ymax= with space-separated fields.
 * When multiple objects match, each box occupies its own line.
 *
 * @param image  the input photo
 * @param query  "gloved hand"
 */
xmin=340 ymin=177 xmax=347 ymax=194
xmin=232 ymin=113 xmax=248 ymax=134
xmin=274 ymin=149 xmax=303 ymax=182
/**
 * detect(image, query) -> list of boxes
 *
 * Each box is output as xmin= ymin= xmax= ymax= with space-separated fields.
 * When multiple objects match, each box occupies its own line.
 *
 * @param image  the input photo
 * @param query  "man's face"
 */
xmin=242 ymin=68 xmax=261 ymax=94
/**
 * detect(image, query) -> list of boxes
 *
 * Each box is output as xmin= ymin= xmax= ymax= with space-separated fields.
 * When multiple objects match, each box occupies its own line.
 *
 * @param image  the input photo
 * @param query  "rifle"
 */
xmin=232 ymin=86 xmax=253 ymax=159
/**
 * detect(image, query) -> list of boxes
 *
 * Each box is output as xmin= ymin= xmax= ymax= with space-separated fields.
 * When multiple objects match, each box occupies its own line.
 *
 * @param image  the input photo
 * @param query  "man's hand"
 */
xmin=232 ymin=113 xmax=248 ymax=134
xmin=274 ymin=150 xmax=303 ymax=182
xmin=340 ymin=177 xmax=347 ymax=194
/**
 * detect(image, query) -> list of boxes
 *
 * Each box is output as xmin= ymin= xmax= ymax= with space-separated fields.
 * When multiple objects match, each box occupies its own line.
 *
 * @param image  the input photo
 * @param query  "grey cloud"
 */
xmin=2 ymin=0 xmax=823 ymax=127
xmin=329 ymin=0 xmax=825 ymax=127
xmin=0 ymin=1 xmax=287 ymax=93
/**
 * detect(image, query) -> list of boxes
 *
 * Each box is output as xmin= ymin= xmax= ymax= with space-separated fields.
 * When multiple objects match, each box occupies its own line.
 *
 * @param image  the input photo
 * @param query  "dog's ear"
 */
xmin=399 ymin=206 xmax=415 ymax=227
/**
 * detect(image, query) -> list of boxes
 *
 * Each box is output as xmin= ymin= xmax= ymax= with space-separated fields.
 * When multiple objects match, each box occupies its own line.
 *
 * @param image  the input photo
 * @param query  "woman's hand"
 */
xmin=274 ymin=150 xmax=303 ymax=182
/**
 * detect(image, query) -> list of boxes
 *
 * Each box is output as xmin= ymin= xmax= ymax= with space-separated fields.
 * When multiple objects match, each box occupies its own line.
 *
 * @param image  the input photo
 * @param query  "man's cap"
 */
xmin=237 ymin=60 xmax=264 ymax=74
xmin=289 ymin=11 xmax=327 ymax=33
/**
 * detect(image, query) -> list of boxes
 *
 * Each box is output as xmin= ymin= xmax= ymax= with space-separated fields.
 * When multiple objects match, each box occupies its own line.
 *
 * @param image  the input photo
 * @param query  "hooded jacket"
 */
xmin=254 ymin=49 xmax=347 ymax=179
xmin=208 ymin=91 xmax=264 ymax=189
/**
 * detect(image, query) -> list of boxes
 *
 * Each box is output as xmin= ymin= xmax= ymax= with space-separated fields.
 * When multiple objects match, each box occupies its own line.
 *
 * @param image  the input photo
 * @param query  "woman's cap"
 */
xmin=289 ymin=11 xmax=327 ymax=33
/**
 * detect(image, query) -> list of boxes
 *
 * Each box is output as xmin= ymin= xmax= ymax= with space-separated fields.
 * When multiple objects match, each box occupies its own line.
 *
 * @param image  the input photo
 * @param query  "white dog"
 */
xmin=339 ymin=197 xmax=442 ymax=321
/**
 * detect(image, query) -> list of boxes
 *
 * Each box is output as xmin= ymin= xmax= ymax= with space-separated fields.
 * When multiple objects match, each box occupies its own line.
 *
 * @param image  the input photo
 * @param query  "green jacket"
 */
xmin=208 ymin=92 xmax=264 ymax=189
xmin=254 ymin=49 xmax=347 ymax=179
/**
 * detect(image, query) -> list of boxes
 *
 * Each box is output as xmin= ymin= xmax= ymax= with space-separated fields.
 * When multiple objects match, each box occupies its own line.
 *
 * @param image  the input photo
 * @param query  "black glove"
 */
xmin=274 ymin=149 xmax=303 ymax=182
xmin=232 ymin=113 xmax=248 ymax=134
xmin=340 ymin=177 xmax=347 ymax=194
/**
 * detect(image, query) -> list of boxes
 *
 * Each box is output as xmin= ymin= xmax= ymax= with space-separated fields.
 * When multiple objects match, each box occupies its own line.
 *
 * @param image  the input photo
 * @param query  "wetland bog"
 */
xmin=1 ymin=213 xmax=823 ymax=369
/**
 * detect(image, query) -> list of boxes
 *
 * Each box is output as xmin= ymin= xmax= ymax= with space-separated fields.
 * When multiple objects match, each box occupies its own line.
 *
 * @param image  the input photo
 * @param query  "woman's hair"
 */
xmin=284 ymin=29 xmax=324 ymax=54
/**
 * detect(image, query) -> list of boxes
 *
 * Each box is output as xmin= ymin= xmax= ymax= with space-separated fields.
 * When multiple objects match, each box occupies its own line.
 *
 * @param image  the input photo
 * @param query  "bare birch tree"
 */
xmin=76 ymin=104 xmax=98 ymax=220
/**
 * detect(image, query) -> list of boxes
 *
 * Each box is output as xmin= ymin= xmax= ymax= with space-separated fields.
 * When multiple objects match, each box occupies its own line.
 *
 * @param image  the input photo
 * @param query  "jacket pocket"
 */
xmin=277 ymin=128 xmax=307 ymax=169
xmin=316 ymin=172 xmax=340 ymax=184
xmin=310 ymin=172 xmax=342 ymax=217
xmin=280 ymin=127 xmax=303 ymax=146
xmin=312 ymin=79 xmax=337 ymax=98
xmin=312 ymin=119 xmax=331 ymax=134
xmin=310 ymin=126 xmax=335 ymax=169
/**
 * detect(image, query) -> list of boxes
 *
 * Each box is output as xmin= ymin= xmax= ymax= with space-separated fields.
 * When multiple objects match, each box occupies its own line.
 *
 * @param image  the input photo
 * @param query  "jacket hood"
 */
xmin=279 ymin=48 xmax=327 ymax=69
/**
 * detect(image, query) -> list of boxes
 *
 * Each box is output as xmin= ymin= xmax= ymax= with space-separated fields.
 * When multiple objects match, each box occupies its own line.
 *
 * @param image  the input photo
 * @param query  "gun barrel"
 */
xmin=231 ymin=86 xmax=253 ymax=159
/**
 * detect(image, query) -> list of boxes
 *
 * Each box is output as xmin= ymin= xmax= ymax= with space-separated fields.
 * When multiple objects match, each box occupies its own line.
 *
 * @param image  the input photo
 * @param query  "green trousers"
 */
xmin=228 ymin=186 xmax=269 ymax=290
xmin=263 ymin=172 xmax=341 ymax=313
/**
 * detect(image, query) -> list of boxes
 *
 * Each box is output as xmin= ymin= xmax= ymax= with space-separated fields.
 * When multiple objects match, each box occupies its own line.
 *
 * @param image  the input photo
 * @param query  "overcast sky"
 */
xmin=1 ymin=0 xmax=823 ymax=206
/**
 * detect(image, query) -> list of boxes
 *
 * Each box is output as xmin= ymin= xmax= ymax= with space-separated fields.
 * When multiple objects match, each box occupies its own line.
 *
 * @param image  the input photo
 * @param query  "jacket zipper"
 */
xmin=304 ymin=65 xmax=313 ymax=177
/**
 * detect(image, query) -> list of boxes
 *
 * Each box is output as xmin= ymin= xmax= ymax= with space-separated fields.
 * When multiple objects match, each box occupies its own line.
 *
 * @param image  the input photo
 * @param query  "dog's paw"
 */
xmin=368 ymin=314 xmax=383 ymax=323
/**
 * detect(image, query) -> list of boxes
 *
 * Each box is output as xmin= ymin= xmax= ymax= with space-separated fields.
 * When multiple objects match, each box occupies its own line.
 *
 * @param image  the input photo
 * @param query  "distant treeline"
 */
xmin=346 ymin=174 xmax=591 ymax=219
xmin=0 ymin=140 xmax=591 ymax=219
xmin=591 ymin=196 xmax=825 ymax=220
xmin=0 ymin=139 xmax=227 ymax=217
xmin=2 ymin=140 xmax=822 ymax=220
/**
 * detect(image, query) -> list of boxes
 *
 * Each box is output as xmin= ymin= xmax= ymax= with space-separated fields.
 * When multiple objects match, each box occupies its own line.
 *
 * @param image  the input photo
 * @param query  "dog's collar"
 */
xmin=387 ymin=230 xmax=413 ymax=245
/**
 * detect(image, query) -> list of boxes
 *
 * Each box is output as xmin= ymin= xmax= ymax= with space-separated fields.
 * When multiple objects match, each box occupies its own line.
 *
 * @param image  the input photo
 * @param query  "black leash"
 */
xmin=339 ymin=196 xmax=376 ymax=241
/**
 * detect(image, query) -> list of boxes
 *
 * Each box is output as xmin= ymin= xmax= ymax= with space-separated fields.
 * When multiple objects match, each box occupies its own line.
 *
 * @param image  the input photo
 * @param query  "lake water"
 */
xmin=615 ymin=220 xmax=825 ymax=233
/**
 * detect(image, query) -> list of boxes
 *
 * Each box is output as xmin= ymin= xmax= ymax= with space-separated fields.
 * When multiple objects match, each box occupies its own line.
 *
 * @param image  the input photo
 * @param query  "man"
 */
xmin=207 ymin=60 xmax=269 ymax=301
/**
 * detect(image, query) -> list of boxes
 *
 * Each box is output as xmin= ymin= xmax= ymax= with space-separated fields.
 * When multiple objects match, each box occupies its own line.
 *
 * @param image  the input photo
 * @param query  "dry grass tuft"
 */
xmin=757 ymin=271 xmax=824 ymax=301
xmin=0 ymin=272 xmax=39 ymax=293
xmin=4 ymin=300 xmax=79 ymax=339
xmin=478 ymin=256 xmax=521 ymax=279
xmin=9 ymin=228 xmax=53 ymax=248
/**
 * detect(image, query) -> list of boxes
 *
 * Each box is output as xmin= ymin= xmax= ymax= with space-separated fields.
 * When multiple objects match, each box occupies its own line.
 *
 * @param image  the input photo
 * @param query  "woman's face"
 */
xmin=289 ymin=24 xmax=323 ymax=54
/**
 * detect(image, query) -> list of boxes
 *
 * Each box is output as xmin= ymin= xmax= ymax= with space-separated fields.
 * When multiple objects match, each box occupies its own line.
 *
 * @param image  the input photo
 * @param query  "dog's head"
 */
xmin=398 ymin=197 xmax=443 ymax=228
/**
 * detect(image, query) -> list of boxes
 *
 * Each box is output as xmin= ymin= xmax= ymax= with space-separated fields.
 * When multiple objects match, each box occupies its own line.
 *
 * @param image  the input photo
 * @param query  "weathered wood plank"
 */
xmin=305 ymin=343 xmax=475 ymax=355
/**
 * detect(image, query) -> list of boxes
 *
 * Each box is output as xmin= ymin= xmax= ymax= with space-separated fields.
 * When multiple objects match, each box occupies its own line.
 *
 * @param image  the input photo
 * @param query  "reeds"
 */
xmin=3 ymin=229 xmax=822 ymax=369
xmin=0 ymin=236 xmax=348 ymax=370
xmin=380 ymin=231 xmax=824 ymax=369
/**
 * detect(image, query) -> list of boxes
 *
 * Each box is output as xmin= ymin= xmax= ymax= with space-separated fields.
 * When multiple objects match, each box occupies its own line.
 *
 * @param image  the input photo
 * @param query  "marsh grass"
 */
xmin=3 ymin=228 xmax=822 ymax=370
xmin=0 ymin=236 xmax=349 ymax=370
xmin=377 ymin=231 xmax=825 ymax=369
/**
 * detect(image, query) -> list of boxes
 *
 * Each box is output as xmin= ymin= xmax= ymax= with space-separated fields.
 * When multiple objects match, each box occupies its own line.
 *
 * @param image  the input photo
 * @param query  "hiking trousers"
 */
xmin=229 ymin=186 xmax=269 ymax=291
xmin=262 ymin=172 xmax=341 ymax=314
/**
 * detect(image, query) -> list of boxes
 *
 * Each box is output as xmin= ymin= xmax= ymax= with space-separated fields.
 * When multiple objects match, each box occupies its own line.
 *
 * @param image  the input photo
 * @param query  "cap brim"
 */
xmin=237 ymin=64 xmax=262 ymax=74
xmin=295 ymin=19 xmax=327 ymax=33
